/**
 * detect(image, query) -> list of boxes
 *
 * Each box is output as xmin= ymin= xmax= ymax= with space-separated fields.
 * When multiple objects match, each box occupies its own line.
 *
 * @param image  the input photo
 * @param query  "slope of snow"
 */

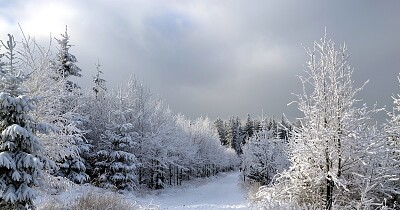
xmin=136 ymin=172 xmax=249 ymax=209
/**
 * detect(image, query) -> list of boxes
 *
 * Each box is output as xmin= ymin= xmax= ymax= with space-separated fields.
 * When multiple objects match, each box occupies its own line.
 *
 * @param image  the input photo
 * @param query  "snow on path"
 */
xmin=138 ymin=172 xmax=249 ymax=209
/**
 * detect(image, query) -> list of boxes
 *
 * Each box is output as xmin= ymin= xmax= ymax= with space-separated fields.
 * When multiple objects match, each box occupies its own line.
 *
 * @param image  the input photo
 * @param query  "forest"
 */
xmin=0 ymin=27 xmax=399 ymax=209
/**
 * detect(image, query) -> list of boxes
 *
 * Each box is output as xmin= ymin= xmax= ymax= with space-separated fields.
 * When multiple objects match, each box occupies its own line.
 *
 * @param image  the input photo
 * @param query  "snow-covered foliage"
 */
xmin=0 ymin=34 xmax=50 ymax=209
xmin=92 ymin=124 xmax=137 ymax=190
xmin=51 ymin=26 xmax=82 ymax=91
xmin=82 ymin=75 xmax=237 ymax=191
xmin=9 ymin=25 xmax=399 ymax=208
xmin=48 ymin=28 xmax=88 ymax=184
xmin=19 ymin=27 xmax=89 ymax=185
xmin=241 ymin=123 xmax=289 ymax=185
xmin=92 ymin=60 xmax=106 ymax=100
xmin=225 ymin=117 xmax=242 ymax=154
xmin=384 ymin=74 xmax=400 ymax=205
xmin=183 ymin=116 xmax=239 ymax=170
xmin=256 ymin=33 xmax=398 ymax=209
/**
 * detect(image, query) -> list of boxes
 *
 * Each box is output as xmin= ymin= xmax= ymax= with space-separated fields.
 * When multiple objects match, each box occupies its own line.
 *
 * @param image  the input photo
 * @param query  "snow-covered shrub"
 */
xmin=72 ymin=192 xmax=137 ymax=210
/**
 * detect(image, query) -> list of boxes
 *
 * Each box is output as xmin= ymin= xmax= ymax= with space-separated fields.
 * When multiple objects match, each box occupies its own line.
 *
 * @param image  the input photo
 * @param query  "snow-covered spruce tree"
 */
xmin=0 ymin=34 xmax=50 ymax=209
xmin=49 ymin=27 xmax=88 ymax=184
xmin=80 ymin=62 xmax=111 ymax=186
xmin=242 ymin=114 xmax=254 ymax=143
xmin=51 ymin=26 xmax=82 ymax=91
xmin=92 ymin=122 xmax=137 ymax=190
xmin=225 ymin=117 xmax=242 ymax=154
xmin=92 ymin=60 xmax=106 ymax=100
xmin=214 ymin=118 xmax=227 ymax=146
xmin=256 ymin=33 xmax=394 ymax=209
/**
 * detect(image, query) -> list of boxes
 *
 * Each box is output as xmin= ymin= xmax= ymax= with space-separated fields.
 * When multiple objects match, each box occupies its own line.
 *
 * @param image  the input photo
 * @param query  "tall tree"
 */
xmin=92 ymin=60 xmax=107 ymax=100
xmin=51 ymin=26 xmax=82 ymax=91
xmin=0 ymin=34 xmax=50 ymax=209
xmin=49 ymin=27 xmax=88 ymax=184
xmin=242 ymin=114 xmax=254 ymax=143
xmin=256 ymin=33 xmax=394 ymax=209
xmin=225 ymin=117 xmax=241 ymax=154
xmin=214 ymin=118 xmax=227 ymax=146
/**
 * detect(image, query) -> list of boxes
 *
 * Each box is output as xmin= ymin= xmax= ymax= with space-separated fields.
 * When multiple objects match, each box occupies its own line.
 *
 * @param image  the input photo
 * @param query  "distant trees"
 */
xmin=214 ymin=118 xmax=227 ymax=145
xmin=214 ymin=114 xmax=291 ymax=155
xmin=92 ymin=60 xmax=106 ymax=99
xmin=81 ymin=75 xmax=238 ymax=190
xmin=241 ymin=120 xmax=289 ymax=185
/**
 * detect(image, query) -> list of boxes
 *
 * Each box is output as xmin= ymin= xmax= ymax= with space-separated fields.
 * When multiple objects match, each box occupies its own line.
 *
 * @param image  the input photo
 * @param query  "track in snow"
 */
xmin=138 ymin=172 xmax=249 ymax=209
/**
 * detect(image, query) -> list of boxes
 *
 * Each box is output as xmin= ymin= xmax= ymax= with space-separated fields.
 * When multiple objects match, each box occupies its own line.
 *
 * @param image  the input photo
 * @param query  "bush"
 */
xmin=72 ymin=192 xmax=137 ymax=210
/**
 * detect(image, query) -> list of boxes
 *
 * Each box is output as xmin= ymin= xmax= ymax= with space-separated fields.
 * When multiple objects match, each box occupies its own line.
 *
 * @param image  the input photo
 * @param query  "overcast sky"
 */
xmin=1 ymin=0 xmax=399 ymax=121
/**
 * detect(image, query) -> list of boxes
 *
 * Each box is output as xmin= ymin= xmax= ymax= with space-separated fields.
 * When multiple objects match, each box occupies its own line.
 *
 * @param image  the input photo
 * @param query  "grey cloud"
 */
xmin=1 ymin=0 xmax=400 ymax=121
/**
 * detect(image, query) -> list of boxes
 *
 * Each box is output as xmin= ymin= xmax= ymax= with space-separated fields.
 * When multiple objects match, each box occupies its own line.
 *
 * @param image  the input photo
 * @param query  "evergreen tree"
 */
xmin=0 ymin=34 xmax=50 ymax=210
xmin=214 ymin=118 xmax=227 ymax=146
xmin=225 ymin=117 xmax=242 ymax=154
xmin=50 ymin=27 xmax=88 ymax=184
xmin=242 ymin=114 xmax=254 ymax=144
xmin=278 ymin=115 xmax=292 ymax=142
xmin=253 ymin=119 xmax=262 ymax=135
xmin=51 ymin=26 xmax=82 ymax=92
xmin=92 ymin=60 xmax=106 ymax=100
xmin=92 ymin=122 xmax=137 ymax=190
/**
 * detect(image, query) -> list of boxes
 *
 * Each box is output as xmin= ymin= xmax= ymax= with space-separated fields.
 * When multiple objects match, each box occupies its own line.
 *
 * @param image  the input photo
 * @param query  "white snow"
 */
xmin=36 ymin=171 xmax=249 ymax=209
xmin=137 ymin=172 xmax=249 ymax=209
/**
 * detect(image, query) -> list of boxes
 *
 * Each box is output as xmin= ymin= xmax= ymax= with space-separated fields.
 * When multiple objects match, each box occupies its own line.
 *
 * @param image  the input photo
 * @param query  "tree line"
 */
xmin=0 ymin=27 xmax=238 ymax=209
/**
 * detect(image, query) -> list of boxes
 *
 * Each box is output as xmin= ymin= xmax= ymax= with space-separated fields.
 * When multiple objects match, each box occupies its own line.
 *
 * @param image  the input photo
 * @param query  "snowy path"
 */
xmin=137 ymin=172 xmax=249 ymax=209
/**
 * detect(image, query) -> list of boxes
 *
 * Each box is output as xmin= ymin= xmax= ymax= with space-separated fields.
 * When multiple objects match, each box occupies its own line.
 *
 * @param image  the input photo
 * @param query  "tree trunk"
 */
xmin=326 ymin=175 xmax=334 ymax=210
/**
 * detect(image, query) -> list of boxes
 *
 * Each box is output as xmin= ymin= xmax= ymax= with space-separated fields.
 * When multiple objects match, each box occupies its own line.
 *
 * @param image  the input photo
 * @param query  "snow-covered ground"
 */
xmin=137 ymin=172 xmax=249 ymax=209
xmin=36 ymin=171 xmax=249 ymax=210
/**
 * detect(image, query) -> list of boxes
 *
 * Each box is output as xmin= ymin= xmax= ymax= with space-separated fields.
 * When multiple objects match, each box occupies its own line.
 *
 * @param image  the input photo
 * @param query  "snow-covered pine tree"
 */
xmin=92 ymin=60 xmax=106 ymax=100
xmin=214 ymin=118 xmax=227 ymax=146
xmin=0 ymin=34 xmax=50 ymax=209
xmin=81 ymin=62 xmax=110 ymax=185
xmin=253 ymin=119 xmax=262 ymax=135
xmin=92 ymin=122 xmax=137 ymax=190
xmin=225 ymin=117 xmax=242 ymax=154
xmin=242 ymin=114 xmax=254 ymax=142
xmin=49 ymin=27 xmax=88 ymax=184
xmin=51 ymin=26 xmax=82 ymax=91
